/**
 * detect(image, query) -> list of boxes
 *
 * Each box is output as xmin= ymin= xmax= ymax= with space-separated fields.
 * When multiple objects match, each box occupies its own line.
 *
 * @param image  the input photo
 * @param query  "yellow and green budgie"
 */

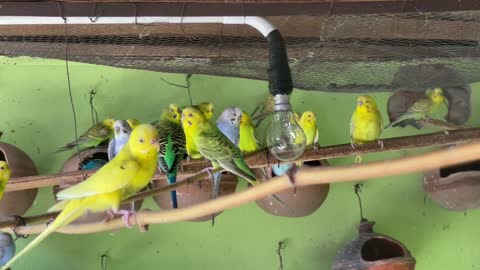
xmin=0 ymin=161 xmax=11 ymax=200
xmin=385 ymin=87 xmax=447 ymax=128
xmin=181 ymin=107 xmax=257 ymax=185
xmin=56 ymin=118 xmax=115 ymax=152
xmin=127 ymin=118 xmax=141 ymax=130
xmin=184 ymin=102 xmax=214 ymax=160
xmin=155 ymin=104 xmax=185 ymax=209
xmin=350 ymin=95 xmax=383 ymax=163
xmin=239 ymin=111 xmax=261 ymax=155
xmin=1 ymin=124 xmax=160 ymax=270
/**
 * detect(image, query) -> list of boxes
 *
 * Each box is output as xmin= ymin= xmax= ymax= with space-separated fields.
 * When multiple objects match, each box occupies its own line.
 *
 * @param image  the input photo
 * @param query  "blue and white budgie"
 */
xmin=107 ymin=120 xmax=132 ymax=161
xmin=0 ymin=233 xmax=15 ymax=266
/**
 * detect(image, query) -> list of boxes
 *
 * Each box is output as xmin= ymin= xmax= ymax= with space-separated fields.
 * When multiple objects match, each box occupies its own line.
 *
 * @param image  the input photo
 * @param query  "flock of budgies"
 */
xmin=0 ymin=87 xmax=448 ymax=269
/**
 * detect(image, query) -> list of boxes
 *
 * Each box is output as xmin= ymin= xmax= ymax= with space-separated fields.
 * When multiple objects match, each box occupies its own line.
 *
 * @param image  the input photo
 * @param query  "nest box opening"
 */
xmin=0 ymin=149 xmax=6 ymax=162
xmin=361 ymin=238 xmax=405 ymax=262
xmin=78 ymin=152 xmax=109 ymax=171
xmin=440 ymin=160 xmax=480 ymax=178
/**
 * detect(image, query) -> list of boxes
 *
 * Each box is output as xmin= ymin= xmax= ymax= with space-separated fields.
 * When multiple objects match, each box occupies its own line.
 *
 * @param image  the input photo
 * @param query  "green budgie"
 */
xmin=155 ymin=104 xmax=186 ymax=209
xmin=385 ymin=88 xmax=447 ymax=128
xmin=180 ymin=106 xmax=257 ymax=184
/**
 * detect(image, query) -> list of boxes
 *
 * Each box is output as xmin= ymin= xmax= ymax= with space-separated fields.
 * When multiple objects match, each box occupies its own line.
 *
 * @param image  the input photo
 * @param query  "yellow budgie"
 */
xmin=192 ymin=102 xmax=214 ymax=120
xmin=127 ymin=118 xmax=141 ymax=129
xmin=1 ymin=124 xmax=160 ymax=270
xmin=185 ymin=102 xmax=214 ymax=160
xmin=239 ymin=111 xmax=260 ymax=155
xmin=297 ymin=111 xmax=319 ymax=148
xmin=0 ymin=161 xmax=11 ymax=200
xmin=385 ymin=88 xmax=446 ymax=128
xmin=350 ymin=95 xmax=383 ymax=163
xmin=296 ymin=111 xmax=319 ymax=166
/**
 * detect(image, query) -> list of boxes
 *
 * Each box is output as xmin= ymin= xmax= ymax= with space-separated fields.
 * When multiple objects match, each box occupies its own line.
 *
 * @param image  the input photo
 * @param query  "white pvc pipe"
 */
xmin=0 ymin=16 xmax=276 ymax=37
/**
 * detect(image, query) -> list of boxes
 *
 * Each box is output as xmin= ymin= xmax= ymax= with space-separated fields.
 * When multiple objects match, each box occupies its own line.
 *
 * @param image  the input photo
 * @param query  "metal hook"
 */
xmin=354 ymin=183 xmax=367 ymax=222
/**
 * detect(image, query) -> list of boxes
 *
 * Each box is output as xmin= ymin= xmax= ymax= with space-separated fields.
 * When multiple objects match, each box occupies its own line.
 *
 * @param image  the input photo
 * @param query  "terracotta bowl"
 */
xmin=333 ymin=220 xmax=416 ymax=270
xmin=424 ymin=145 xmax=480 ymax=211
xmin=54 ymin=147 xmax=143 ymax=224
xmin=152 ymin=172 xmax=238 ymax=222
xmin=0 ymin=142 xmax=38 ymax=218
xmin=255 ymin=160 xmax=330 ymax=217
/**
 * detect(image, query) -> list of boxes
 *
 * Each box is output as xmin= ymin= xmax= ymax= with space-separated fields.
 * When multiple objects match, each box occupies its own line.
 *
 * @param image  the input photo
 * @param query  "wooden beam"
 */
xmin=6 ymin=128 xmax=480 ymax=192
xmin=0 ymin=1 xmax=478 ymax=17
xmin=0 ymin=14 xmax=479 ymax=40
xmin=5 ymin=139 xmax=480 ymax=235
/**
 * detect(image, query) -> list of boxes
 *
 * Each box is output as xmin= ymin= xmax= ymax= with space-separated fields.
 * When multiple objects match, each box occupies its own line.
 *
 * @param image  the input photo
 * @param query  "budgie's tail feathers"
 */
xmin=385 ymin=112 xmax=424 ymax=129
xmin=166 ymin=173 xmax=178 ymax=208
xmin=55 ymin=137 xmax=92 ymax=153
xmin=212 ymin=172 xmax=222 ymax=200
xmin=221 ymin=160 xmax=257 ymax=184
xmin=0 ymin=201 xmax=85 ymax=270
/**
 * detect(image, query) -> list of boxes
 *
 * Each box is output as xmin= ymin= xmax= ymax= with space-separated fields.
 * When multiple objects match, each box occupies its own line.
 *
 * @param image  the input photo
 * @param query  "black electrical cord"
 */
xmin=266 ymin=30 xmax=293 ymax=96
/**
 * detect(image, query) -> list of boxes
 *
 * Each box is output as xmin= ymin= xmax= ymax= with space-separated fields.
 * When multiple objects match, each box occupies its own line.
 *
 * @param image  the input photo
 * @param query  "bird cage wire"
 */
xmin=0 ymin=11 xmax=478 ymax=93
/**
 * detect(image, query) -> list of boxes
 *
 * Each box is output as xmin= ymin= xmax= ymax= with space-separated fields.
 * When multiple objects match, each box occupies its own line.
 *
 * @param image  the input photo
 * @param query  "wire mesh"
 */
xmin=0 ymin=12 xmax=478 ymax=93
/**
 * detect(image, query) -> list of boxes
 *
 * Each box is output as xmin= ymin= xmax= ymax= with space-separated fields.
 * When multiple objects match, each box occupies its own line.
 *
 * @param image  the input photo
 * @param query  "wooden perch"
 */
xmin=6 ymin=128 xmax=480 ymax=192
xmin=5 ymin=139 xmax=480 ymax=235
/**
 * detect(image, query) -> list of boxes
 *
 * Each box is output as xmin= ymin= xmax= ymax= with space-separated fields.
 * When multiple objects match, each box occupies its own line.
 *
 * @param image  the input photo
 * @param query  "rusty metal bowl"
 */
xmin=255 ymin=160 xmax=330 ymax=217
xmin=54 ymin=147 xmax=143 ymax=224
xmin=152 ymin=172 xmax=238 ymax=222
xmin=333 ymin=220 xmax=416 ymax=270
xmin=0 ymin=142 xmax=38 ymax=218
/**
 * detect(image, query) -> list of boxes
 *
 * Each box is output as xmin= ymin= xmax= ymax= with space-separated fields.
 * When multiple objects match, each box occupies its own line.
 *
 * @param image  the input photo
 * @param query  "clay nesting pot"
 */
xmin=424 ymin=145 xmax=480 ymax=211
xmin=255 ymin=160 xmax=330 ymax=217
xmin=152 ymin=172 xmax=238 ymax=222
xmin=54 ymin=147 xmax=143 ymax=224
xmin=333 ymin=220 xmax=416 ymax=270
xmin=0 ymin=142 xmax=38 ymax=218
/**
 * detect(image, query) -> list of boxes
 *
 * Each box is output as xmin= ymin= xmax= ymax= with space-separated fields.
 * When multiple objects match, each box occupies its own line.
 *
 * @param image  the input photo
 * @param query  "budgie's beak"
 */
xmin=151 ymin=138 xmax=160 ymax=152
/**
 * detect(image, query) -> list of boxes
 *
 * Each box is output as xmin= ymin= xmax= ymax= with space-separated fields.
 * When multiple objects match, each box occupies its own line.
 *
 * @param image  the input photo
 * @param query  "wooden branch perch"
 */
xmin=6 ymin=139 xmax=480 ymax=235
xmin=6 ymin=128 xmax=480 ymax=192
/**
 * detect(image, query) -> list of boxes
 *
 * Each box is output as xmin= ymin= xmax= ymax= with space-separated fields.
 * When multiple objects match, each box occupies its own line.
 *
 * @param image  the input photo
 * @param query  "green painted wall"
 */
xmin=0 ymin=56 xmax=479 ymax=270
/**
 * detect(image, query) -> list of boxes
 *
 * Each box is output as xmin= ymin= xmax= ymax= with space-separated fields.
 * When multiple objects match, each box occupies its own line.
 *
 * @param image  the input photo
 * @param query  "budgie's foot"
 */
xmin=377 ymin=140 xmax=384 ymax=149
xmin=104 ymin=209 xmax=117 ymax=223
xmin=202 ymin=167 xmax=214 ymax=179
xmin=350 ymin=141 xmax=358 ymax=149
xmin=313 ymin=144 xmax=319 ymax=151
xmin=12 ymin=215 xmax=29 ymax=239
xmin=444 ymin=130 xmax=450 ymax=135
xmin=186 ymin=156 xmax=191 ymax=164
xmin=46 ymin=217 xmax=55 ymax=226
xmin=117 ymin=209 xmax=136 ymax=229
